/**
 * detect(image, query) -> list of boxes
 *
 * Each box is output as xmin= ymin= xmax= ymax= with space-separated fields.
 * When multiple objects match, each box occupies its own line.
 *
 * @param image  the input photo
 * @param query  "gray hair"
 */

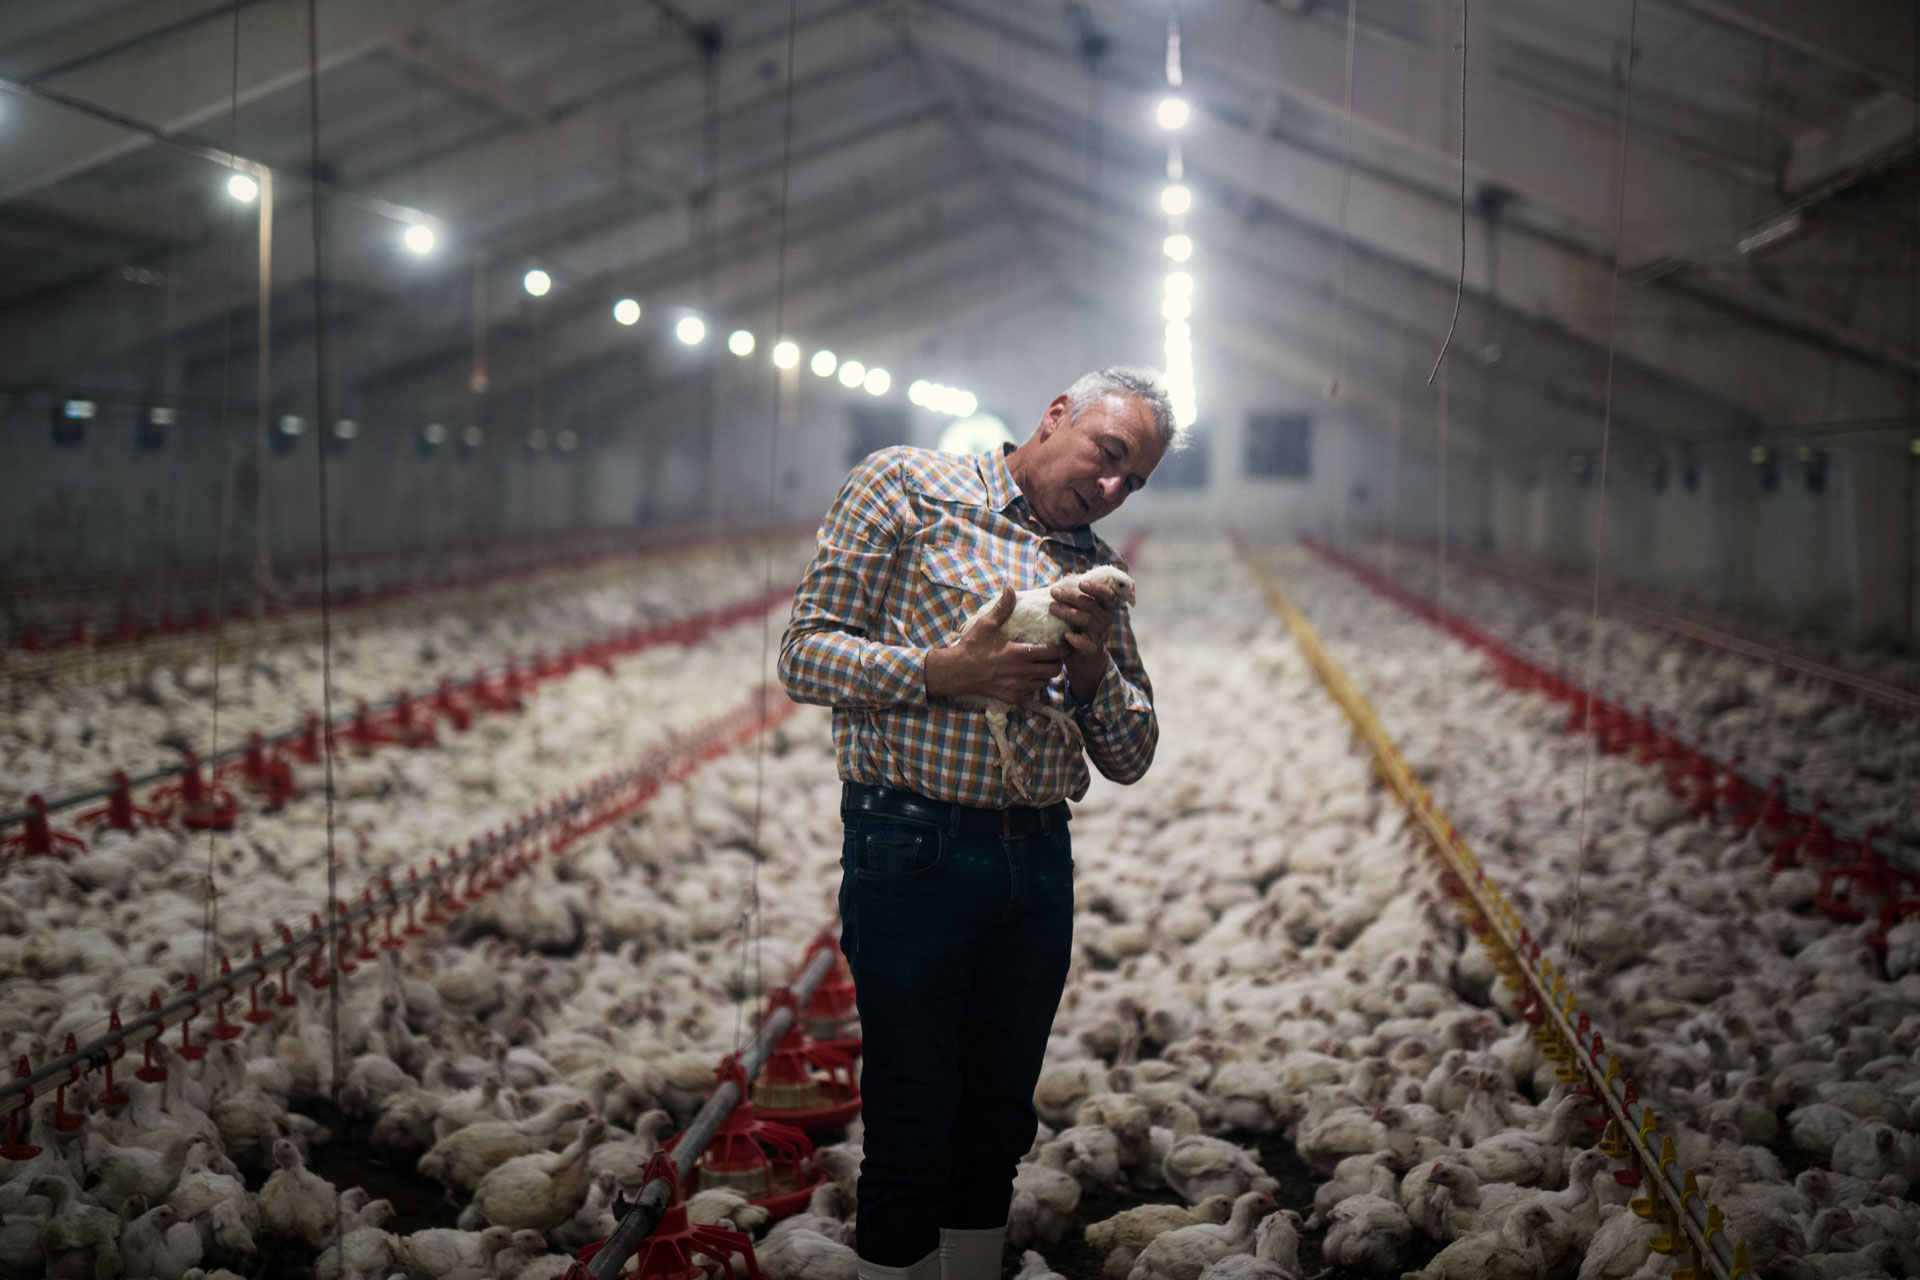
xmin=1064 ymin=366 xmax=1185 ymax=453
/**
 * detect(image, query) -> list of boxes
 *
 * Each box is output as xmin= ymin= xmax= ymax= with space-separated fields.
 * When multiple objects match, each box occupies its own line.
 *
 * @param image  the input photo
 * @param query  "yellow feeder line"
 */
xmin=1233 ymin=538 xmax=1747 ymax=1280
xmin=3 ymin=528 xmax=803 ymax=689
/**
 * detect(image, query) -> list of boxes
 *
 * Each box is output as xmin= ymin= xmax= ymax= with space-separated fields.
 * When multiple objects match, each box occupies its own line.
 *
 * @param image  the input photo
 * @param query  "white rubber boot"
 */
xmin=939 ymin=1226 xmax=1008 ymax=1280
xmin=858 ymin=1248 xmax=941 ymax=1280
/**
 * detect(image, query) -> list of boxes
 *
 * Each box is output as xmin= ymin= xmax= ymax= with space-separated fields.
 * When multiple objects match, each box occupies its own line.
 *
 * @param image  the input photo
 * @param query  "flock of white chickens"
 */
xmin=0 ymin=534 xmax=1913 ymax=1280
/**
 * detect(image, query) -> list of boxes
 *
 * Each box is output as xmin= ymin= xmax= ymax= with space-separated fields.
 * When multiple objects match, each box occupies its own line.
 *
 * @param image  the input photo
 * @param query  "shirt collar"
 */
xmin=986 ymin=442 xmax=1095 ymax=550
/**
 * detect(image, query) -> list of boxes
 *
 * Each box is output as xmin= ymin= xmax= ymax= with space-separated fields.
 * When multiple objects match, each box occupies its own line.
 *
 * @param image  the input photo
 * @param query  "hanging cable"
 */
xmin=1328 ymin=0 xmax=1358 ymax=402
xmin=1567 ymin=0 xmax=1639 ymax=1002
xmin=200 ymin=0 xmax=247 ymax=981
xmin=301 ymin=0 xmax=345 ymax=1261
xmin=1427 ymin=0 xmax=1467 ymax=384
xmin=742 ymin=0 xmax=801 ymax=1054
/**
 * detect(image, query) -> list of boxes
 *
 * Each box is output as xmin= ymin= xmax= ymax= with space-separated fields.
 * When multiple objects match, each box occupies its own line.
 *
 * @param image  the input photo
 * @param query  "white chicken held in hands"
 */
xmin=949 ymin=565 xmax=1136 ymax=800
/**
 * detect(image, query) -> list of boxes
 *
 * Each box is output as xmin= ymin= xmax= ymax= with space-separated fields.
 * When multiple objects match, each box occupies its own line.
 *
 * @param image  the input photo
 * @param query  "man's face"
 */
xmin=1021 ymin=393 xmax=1167 ymax=529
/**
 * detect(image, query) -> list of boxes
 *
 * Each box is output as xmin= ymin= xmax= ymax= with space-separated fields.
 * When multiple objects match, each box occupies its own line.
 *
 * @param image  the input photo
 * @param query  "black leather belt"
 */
xmin=841 ymin=782 xmax=1070 ymax=839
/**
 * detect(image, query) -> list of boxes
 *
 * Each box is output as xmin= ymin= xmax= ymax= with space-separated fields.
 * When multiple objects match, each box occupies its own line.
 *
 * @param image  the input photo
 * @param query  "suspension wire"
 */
xmin=742 ymin=0 xmax=800 ymax=1051
xmin=201 ymin=0 xmax=246 ymax=981
xmin=301 ymin=0 xmax=345 ymax=1256
xmin=1328 ymin=0 xmax=1358 ymax=403
xmin=1567 ymin=0 xmax=1639 ymax=1000
xmin=1426 ymin=0 xmax=1466 ymax=384
xmin=1329 ymin=0 xmax=1359 ymax=552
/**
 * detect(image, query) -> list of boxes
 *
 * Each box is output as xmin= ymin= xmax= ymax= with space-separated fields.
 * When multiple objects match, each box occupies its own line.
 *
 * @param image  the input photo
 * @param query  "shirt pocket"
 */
xmin=910 ymin=541 xmax=1000 ymax=648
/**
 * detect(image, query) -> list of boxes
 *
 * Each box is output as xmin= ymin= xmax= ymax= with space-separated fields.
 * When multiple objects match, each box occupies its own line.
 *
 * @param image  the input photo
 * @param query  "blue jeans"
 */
xmin=837 ymin=808 xmax=1075 ymax=1266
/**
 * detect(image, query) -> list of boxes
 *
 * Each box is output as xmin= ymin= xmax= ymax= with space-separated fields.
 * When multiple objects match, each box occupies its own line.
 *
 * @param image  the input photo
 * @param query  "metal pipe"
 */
xmin=589 ymin=947 xmax=837 ymax=1280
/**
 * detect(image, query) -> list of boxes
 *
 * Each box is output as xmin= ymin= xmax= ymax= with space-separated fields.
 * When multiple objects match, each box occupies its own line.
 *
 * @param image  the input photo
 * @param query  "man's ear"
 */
xmin=1037 ymin=394 xmax=1073 ymax=441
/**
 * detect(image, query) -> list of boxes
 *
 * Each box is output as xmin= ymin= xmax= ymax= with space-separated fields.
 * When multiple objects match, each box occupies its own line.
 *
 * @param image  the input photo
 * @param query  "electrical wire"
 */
xmin=1328 ymin=0 xmax=1358 ymax=403
xmin=742 ymin=0 xmax=801 ymax=1056
xmin=300 ymin=0 xmax=345 ymax=1260
xmin=200 ymin=0 xmax=246 ymax=982
xmin=1567 ymin=0 xmax=1639 ymax=1002
xmin=1427 ymin=0 xmax=1466 ymax=384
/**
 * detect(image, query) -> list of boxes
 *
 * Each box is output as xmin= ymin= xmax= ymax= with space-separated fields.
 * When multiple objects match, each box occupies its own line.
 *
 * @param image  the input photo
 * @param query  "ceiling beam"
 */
xmin=0 ymin=0 xmax=465 ymax=204
xmin=1661 ymin=0 xmax=1920 ymax=96
xmin=922 ymin=17 xmax=1915 ymax=429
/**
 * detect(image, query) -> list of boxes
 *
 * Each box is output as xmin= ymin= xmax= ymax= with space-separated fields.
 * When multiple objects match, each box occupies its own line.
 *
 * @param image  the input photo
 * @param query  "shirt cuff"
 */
xmin=1074 ymin=659 xmax=1130 ymax=722
xmin=871 ymin=644 xmax=928 ymax=705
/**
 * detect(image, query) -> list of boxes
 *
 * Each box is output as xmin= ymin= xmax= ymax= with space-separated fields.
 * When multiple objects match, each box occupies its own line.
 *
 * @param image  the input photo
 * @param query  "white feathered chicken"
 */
xmin=951 ymin=565 xmax=1136 ymax=800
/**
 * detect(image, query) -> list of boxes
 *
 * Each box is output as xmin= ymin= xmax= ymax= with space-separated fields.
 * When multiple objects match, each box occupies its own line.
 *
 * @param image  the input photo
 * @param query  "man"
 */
xmin=778 ymin=366 xmax=1176 ymax=1280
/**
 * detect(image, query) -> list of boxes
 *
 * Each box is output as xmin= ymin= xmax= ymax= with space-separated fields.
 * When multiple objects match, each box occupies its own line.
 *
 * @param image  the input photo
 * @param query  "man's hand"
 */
xmin=925 ymin=586 xmax=1067 ymax=703
xmin=1050 ymin=578 xmax=1120 ymax=702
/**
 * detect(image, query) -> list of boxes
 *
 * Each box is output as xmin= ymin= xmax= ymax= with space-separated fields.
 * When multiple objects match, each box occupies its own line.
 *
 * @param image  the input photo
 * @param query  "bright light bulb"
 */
xmin=676 ymin=315 xmax=706 ymax=345
xmin=613 ymin=298 xmax=641 ymax=325
xmin=1163 ymin=234 xmax=1193 ymax=262
xmin=953 ymin=391 xmax=978 ymax=418
xmin=1156 ymin=96 xmax=1190 ymax=130
xmin=772 ymin=340 xmax=800 ymax=369
xmin=403 ymin=223 xmax=436 ymax=254
xmin=811 ymin=350 xmax=838 ymax=377
xmin=1165 ymin=320 xmax=1192 ymax=344
xmin=1165 ymin=271 xmax=1194 ymax=298
xmin=523 ymin=268 xmax=551 ymax=297
xmin=1160 ymin=184 xmax=1192 ymax=216
xmin=728 ymin=329 xmax=756 ymax=356
xmin=1162 ymin=294 xmax=1192 ymax=321
xmin=864 ymin=368 xmax=891 ymax=396
xmin=838 ymin=360 xmax=866 ymax=388
xmin=227 ymin=172 xmax=259 ymax=202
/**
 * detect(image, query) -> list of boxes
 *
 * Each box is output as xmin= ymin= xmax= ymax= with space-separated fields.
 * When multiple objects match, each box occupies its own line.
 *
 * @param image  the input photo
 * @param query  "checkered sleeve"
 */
xmin=778 ymin=450 xmax=929 ymax=709
xmin=1074 ymin=584 xmax=1157 ymax=784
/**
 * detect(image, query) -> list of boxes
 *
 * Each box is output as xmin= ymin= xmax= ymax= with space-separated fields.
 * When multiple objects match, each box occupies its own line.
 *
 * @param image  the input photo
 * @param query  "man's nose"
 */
xmin=1098 ymin=476 xmax=1124 ymax=501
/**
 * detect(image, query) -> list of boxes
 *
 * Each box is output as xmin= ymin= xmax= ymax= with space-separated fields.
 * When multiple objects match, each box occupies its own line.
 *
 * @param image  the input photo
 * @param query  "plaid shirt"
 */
xmin=778 ymin=443 xmax=1157 ymax=808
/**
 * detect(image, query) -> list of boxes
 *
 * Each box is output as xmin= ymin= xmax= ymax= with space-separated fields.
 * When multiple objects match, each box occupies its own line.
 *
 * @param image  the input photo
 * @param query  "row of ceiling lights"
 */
xmin=1158 ymin=9 xmax=1199 ymax=431
xmin=224 ymin=169 xmax=975 ymax=419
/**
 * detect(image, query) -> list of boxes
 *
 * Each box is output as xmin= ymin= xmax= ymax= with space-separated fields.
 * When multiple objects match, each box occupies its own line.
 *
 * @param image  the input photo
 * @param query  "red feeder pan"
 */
xmin=665 ymin=1061 xmax=824 ymax=1219
xmin=567 ymin=1151 xmax=764 ymax=1280
xmin=750 ymin=990 xmax=862 ymax=1132
xmin=800 ymin=935 xmax=861 ymax=1058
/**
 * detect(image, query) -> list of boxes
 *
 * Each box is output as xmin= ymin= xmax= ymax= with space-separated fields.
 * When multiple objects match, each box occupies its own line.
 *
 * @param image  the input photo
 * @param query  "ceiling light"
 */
xmin=1162 ymin=295 xmax=1191 ymax=321
xmin=279 ymin=414 xmax=307 ymax=436
xmin=422 ymin=422 xmax=447 ymax=445
xmin=523 ymin=268 xmax=551 ymax=297
xmin=227 ymin=172 xmax=259 ymax=203
xmin=838 ymin=359 xmax=866 ymax=388
xmin=460 ymin=425 xmax=482 ymax=447
xmin=864 ymin=368 xmax=891 ymax=396
xmin=1156 ymin=96 xmax=1190 ymax=130
xmin=613 ymin=298 xmax=641 ymax=325
xmin=811 ymin=349 xmax=838 ymax=377
xmin=1165 ymin=271 xmax=1194 ymax=298
xmin=953 ymin=391 xmax=978 ymax=417
xmin=676 ymin=315 xmax=706 ymax=345
xmin=728 ymin=329 xmax=756 ymax=356
xmin=1163 ymin=234 xmax=1193 ymax=262
xmin=403 ymin=223 xmax=436 ymax=255
xmin=1736 ymin=210 xmax=1807 ymax=257
xmin=1160 ymin=184 xmax=1192 ymax=216
xmin=772 ymin=340 xmax=800 ymax=369
xmin=332 ymin=419 xmax=358 ymax=439
xmin=908 ymin=379 xmax=930 ymax=406
xmin=556 ymin=429 xmax=579 ymax=452
xmin=527 ymin=428 xmax=548 ymax=451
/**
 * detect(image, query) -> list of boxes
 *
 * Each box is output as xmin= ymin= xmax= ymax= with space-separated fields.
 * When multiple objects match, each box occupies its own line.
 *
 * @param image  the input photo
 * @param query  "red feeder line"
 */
xmin=135 ymin=994 xmax=168 ymax=1083
xmin=97 ymin=1012 xmax=129 ymax=1106
xmin=210 ymin=959 xmax=244 ymax=1041
xmin=246 ymin=941 xmax=278 ymax=1024
xmin=1 ymin=1058 xmax=39 ymax=1160
xmin=74 ymin=772 xmax=165 ymax=835
xmin=176 ymin=975 xmax=207 ymax=1060
xmin=0 ymin=795 xmax=87 ymax=859
xmin=53 ymin=1036 xmax=84 ymax=1132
